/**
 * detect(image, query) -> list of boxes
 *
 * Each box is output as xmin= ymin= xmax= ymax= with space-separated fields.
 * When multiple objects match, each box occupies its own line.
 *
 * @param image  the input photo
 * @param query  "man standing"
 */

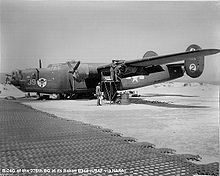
xmin=96 ymin=82 xmax=102 ymax=106
xmin=110 ymin=60 xmax=117 ymax=81
xmin=114 ymin=64 xmax=122 ymax=81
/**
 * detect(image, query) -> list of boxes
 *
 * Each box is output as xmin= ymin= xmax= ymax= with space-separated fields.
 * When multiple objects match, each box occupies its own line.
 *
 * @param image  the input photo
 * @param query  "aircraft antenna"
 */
xmin=39 ymin=59 xmax=42 ymax=68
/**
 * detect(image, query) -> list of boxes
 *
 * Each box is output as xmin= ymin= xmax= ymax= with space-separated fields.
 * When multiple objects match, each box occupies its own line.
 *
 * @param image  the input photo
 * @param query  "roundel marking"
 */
xmin=189 ymin=63 xmax=197 ymax=72
xmin=37 ymin=78 xmax=47 ymax=88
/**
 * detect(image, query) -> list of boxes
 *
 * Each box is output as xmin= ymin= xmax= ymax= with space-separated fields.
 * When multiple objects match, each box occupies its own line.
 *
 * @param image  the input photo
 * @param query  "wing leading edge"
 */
xmin=126 ymin=49 xmax=220 ymax=67
xmin=97 ymin=48 xmax=220 ymax=70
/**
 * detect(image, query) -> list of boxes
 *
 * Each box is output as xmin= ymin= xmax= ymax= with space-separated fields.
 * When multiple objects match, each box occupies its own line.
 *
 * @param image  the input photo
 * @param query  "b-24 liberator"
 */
xmin=9 ymin=44 xmax=220 ymax=99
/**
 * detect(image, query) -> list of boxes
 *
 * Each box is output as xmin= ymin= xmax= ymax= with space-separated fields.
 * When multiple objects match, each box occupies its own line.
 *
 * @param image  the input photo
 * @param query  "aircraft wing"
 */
xmin=98 ymin=49 xmax=220 ymax=70
xmin=125 ymin=49 xmax=219 ymax=67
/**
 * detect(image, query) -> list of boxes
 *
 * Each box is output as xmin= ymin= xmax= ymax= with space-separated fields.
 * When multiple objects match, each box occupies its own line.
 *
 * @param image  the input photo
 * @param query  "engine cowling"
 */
xmin=184 ymin=44 xmax=204 ymax=78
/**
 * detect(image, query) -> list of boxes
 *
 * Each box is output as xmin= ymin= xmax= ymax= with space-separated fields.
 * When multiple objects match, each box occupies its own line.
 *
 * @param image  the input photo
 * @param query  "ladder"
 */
xmin=101 ymin=80 xmax=120 ymax=103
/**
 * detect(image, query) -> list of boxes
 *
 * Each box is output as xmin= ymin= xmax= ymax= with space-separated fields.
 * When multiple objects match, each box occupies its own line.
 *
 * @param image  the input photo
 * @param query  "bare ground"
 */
xmin=23 ymin=82 xmax=219 ymax=164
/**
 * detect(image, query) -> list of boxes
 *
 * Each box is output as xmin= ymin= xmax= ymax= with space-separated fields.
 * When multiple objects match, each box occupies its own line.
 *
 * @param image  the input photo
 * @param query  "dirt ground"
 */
xmin=23 ymin=82 xmax=219 ymax=164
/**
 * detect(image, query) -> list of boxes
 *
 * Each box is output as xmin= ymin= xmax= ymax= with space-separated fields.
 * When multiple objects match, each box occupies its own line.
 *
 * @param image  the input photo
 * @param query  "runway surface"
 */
xmin=24 ymin=82 xmax=219 ymax=164
xmin=0 ymin=99 xmax=219 ymax=175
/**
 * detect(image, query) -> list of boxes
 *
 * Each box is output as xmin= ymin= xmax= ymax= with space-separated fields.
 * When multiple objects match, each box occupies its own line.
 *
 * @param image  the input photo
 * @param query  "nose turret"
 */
xmin=10 ymin=70 xmax=22 ymax=86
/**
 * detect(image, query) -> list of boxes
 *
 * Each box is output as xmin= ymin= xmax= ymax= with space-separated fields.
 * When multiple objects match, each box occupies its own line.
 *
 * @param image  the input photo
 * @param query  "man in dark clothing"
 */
xmin=114 ymin=65 xmax=122 ymax=81
xmin=110 ymin=61 xmax=117 ymax=81
xmin=96 ymin=82 xmax=102 ymax=106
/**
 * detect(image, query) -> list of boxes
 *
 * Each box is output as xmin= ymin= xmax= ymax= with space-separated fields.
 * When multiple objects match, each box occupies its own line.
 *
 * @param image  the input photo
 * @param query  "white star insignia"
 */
xmin=131 ymin=76 xmax=139 ymax=83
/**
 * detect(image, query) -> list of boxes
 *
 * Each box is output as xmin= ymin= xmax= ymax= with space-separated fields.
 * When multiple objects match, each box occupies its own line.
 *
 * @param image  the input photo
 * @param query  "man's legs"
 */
xmin=97 ymin=97 xmax=100 ymax=106
xmin=99 ymin=97 xmax=102 ymax=106
xmin=97 ymin=96 xmax=102 ymax=106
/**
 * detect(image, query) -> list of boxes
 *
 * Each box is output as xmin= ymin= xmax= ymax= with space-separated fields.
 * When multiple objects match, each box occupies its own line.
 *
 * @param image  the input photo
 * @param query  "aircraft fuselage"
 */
xmin=10 ymin=61 xmax=184 ymax=96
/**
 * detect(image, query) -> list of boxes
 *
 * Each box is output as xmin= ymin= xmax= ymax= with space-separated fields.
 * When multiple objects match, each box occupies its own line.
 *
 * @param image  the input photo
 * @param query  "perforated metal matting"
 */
xmin=0 ymin=100 xmax=219 ymax=175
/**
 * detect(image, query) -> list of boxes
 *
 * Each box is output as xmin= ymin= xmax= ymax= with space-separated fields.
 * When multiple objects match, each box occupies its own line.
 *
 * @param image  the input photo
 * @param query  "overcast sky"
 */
xmin=1 ymin=1 xmax=220 ymax=83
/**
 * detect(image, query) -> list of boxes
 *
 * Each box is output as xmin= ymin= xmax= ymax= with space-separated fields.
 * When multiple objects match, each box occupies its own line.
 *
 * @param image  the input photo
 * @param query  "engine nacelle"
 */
xmin=184 ymin=44 xmax=204 ymax=78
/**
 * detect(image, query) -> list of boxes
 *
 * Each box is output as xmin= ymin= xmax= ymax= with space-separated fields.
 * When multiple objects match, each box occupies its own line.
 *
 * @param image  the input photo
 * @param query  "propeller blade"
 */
xmin=71 ymin=61 xmax=80 ymax=74
xmin=68 ymin=79 xmax=73 ymax=90
xmin=67 ymin=61 xmax=81 ymax=74
xmin=67 ymin=61 xmax=81 ymax=82
xmin=67 ymin=61 xmax=73 ymax=70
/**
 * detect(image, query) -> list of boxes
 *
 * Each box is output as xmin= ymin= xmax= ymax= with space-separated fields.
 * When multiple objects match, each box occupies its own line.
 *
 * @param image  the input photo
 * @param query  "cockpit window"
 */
xmin=52 ymin=66 xmax=58 ymax=70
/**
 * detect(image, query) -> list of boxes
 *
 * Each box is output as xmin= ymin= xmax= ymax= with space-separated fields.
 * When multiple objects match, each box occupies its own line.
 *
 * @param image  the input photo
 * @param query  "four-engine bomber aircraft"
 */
xmin=9 ymin=44 xmax=220 ymax=99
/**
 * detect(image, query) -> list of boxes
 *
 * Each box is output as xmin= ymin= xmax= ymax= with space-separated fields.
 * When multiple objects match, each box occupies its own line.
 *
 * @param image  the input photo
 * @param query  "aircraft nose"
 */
xmin=10 ymin=70 xmax=20 ymax=86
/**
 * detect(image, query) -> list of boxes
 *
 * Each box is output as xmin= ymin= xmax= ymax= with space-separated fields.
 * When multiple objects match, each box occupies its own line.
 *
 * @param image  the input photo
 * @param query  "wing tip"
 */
xmin=211 ymin=49 xmax=220 ymax=55
xmin=216 ymin=49 xmax=220 ymax=53
xmin=203 ymin=48 xmax=220 ymax=55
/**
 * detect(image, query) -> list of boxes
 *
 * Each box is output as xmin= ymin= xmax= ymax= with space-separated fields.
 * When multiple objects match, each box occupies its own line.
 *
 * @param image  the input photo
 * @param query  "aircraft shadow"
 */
xmin=130 ymin=98 xmax=209 ymax=109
